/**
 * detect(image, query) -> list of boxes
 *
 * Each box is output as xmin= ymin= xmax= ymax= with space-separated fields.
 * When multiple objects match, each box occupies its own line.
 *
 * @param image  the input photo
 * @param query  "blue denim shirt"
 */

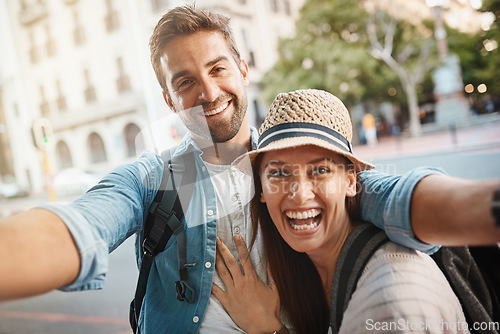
xmin=40 ymin=127 xmax=443 ymax=333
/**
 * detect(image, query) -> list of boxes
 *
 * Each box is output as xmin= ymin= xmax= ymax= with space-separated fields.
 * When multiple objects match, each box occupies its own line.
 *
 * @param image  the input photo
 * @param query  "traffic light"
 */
xmin=32 ymin=117 xmax=53 ymax=150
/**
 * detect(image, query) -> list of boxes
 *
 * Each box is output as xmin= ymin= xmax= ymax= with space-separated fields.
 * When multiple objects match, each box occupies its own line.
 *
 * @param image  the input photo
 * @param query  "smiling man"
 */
xmin=0 ymin=5 xmax=499 ymax=334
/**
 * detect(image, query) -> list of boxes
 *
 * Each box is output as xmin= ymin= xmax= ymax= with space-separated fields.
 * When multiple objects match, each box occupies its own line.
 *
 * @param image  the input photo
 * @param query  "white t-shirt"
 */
xmin=199 ymin=161 xmax=267 ymax=333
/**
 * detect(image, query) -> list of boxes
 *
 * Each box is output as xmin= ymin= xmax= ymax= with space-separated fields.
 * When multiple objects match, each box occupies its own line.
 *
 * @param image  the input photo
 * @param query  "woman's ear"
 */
xmin=260 ymin=192 xmax=266 ymax=203
xmin=345 ymin=169 xmax=357 ymax=198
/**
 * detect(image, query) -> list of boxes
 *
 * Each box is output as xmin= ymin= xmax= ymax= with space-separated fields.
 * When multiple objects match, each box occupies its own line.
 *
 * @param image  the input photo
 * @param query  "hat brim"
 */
xmin=245 ymin=136 xmax=374 ymax=172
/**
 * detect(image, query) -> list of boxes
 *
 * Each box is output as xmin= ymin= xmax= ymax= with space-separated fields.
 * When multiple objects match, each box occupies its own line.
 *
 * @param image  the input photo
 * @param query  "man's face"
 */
xmin=161 ymin=30 xmax=249 ymax=143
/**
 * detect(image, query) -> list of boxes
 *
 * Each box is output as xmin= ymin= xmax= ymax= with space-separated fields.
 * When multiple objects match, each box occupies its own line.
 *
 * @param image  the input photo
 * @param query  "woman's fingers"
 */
xmin=215 ymin=244 xmax=233 ymax=288
xmin=234 ymin=235 xmax=256 ymax=278
xmin=216 ymin=237 xmax=243 ymax=282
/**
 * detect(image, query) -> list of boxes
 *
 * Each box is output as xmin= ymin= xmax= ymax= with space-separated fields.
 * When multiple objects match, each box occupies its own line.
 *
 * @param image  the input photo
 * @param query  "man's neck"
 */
xmin=194 ymin=127 xmax=252 ymax=165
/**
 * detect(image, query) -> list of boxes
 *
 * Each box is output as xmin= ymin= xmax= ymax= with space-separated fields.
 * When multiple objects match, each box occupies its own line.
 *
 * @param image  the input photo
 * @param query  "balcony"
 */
xmin=19 ymin=1 xmax=48 ymax=26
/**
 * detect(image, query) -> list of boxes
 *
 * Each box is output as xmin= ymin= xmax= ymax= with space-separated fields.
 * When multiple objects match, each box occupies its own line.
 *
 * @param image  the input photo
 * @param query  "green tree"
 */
xmin=445 ymin=0 xmax=500 ymax=108
xmin=260 ymin=0 xmax=398 ymax=108
xmin=367 ymin=11 xmax=435 ymax=137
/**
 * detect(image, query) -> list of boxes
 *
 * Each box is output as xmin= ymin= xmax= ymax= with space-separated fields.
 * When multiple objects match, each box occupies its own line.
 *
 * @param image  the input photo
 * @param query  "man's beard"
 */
xmin=180 ymin=92 xmax=248 ymax=143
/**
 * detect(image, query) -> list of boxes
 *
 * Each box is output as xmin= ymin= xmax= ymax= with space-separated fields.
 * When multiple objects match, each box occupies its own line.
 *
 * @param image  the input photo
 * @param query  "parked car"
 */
xmin=53 ymin=168 xmax=103 ymax=199
xmin=0 ymin=180 xmax=29 ymax=199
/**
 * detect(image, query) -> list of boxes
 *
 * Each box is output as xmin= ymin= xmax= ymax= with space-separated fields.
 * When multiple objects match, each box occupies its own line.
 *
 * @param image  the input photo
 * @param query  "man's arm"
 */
xmin=0 ymin=208 xmax=80 ymax=301
xmin=411 ymin=174 xmax=500 ymax=246
xmin=360 ymin=167 xmax=500 ymax=253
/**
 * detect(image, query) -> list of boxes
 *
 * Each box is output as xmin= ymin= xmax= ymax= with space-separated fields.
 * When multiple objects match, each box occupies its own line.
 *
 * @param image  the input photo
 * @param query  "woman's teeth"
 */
xmin=285 ymin=209 xmax=321 ymax=230
xmin=204 ymin=101 xmax=228 ymax=116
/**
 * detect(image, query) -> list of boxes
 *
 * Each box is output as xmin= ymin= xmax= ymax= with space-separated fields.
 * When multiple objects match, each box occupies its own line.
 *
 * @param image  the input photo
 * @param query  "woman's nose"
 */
xmin=288 ymin=178 xmax=315 ymax=204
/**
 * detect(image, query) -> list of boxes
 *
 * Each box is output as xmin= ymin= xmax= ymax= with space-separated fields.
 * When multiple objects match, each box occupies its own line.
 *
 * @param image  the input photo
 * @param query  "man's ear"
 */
xmin=239 ymin=59 xmax=250 ymax=87
xmin=162 ymin=91 xmax=175 ymax=112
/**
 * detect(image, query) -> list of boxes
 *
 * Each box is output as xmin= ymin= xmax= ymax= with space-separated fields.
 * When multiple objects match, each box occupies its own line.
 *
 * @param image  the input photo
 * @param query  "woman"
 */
xmin=212 ymin=89 xmax=469 ymax=333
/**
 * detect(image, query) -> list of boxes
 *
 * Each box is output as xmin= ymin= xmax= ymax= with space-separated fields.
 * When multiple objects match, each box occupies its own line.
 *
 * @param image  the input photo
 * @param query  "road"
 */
xmin=0 ymin=138 xmax=499 ymax=333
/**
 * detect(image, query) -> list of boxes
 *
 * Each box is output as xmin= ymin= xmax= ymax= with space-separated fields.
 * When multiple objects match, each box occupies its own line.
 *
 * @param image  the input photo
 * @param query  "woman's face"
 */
xmin=259 ymin=145 xmax=357 ymax=255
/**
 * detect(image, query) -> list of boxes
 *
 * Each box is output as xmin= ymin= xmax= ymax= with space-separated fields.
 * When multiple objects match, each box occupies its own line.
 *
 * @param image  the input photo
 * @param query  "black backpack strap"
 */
xmin=330 ymin=223 xmax=389 ymax=334
xmin=129 ymin=148 xmax=197 ymax=333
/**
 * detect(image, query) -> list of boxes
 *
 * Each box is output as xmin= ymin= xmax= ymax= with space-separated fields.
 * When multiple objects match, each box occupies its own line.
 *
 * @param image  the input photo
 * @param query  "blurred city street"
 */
xmin=0 ymin=117 xmax=499 ymax=334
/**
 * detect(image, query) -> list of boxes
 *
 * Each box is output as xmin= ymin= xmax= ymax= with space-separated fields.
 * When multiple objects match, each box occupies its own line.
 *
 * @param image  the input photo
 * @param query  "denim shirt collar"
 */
xmin=172 ymin=126 xmax=259 ymax=162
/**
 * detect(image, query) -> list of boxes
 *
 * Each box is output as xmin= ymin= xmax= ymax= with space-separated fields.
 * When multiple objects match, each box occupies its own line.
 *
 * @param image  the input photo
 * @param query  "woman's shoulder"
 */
xmin=338 ymin=242 xmax=469 ymax=333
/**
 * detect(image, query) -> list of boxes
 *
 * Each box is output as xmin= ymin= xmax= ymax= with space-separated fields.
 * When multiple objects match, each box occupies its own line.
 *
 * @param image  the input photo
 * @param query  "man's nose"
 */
xmin=198 ymin=78 xmax=220 ymax=102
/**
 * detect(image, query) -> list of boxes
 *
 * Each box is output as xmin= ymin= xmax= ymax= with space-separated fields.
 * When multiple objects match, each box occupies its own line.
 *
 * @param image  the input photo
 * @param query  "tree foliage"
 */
xmin=260 ymin=0 xmax=399 ymax=107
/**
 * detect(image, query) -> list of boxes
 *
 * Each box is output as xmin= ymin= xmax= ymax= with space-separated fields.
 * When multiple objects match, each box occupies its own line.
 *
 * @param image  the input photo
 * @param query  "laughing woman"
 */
xmin=212 ymin=89 xmax=469 ymax=334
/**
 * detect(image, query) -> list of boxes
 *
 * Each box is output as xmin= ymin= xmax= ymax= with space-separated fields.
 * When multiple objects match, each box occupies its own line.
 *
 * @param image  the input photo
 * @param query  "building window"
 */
xmin=73 ymin=11 xmax=85 ymax=46
xmin=248 ymin=51 xmax=256 ymax=67
xmin=116 ymin=57 xmax=131 ymax=93
xmin=104 ymin=0 xmax=119 ymax=32
xmin=39 ymin=86 xmax=50 ymax=117
xmin=284 ymin=0 xmax=291 ymax=15
xmin=83 ymin=69 xmax=96 ymax=103
xmin=123 ymin=123 xmax=141 ymax=157
xmin=45 ymin=25 xmax=56 ymax=57
xmin=241 ymin=29 xmax=256 ymax=67
xmin=151 ymin=0 xmax=169 ymax=12
xmin=55 ymin=80 xmax=67 ymax=112
xmin=56 ymin=140 xmax=73 ymax=169
xmin=29 ymin=32 xmax=39 ymax=64
xmin=88 ymin=132 xmax=107 ymax=163
xmin=270 ymin=0 xmax=278 ymax=12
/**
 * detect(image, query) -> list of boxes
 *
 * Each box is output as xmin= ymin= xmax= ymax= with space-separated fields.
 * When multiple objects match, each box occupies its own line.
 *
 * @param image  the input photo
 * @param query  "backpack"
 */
xmin=129 ymin=147 xmax=197 ymax=334
xmin=330 ymin=223 xmax=500 ymax=334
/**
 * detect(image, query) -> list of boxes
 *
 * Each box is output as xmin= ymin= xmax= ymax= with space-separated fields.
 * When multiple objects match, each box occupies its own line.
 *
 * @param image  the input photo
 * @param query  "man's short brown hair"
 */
xmin=149 ymin=5 xmax=242 ymax=96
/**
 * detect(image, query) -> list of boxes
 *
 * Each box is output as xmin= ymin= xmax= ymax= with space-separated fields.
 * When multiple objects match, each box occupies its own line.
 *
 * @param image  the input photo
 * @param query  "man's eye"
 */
xmin=179 ymin=79 xmax=192 ymax=87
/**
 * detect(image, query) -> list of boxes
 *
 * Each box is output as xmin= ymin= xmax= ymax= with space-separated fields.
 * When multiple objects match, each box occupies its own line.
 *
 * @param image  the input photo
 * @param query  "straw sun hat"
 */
xmin=249 ymin=89 xmax=374 ymax=171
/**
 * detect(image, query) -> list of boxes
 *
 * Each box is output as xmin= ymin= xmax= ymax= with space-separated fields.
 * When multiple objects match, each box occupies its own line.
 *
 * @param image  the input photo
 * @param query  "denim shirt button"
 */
xmin=193 ymin=316 xmax=200 ymax=323
xmin=202 ymin=166 xmax=206 ymax=172
xmin=204 ymin=261 xmax=212 ymax=269
xmin=207 ymin=209 xmax=214 ymax=216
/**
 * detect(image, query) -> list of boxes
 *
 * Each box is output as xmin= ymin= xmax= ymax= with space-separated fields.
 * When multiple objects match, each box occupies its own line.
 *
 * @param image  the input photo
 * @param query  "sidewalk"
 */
xmin=353 ymin=119 xmax=500 ymax=161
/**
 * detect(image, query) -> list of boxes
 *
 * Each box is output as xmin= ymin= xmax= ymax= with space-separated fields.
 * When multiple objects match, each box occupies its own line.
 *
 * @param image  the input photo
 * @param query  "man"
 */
xmin=0 ymin=5 xmax=499 ymax=334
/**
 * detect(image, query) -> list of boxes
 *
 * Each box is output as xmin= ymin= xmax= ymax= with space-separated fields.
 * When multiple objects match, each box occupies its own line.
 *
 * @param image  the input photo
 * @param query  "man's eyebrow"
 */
xmin=170 ymin=70 xmax=190 ymax=86
xmin=205 ymin=55 xmax=229 ymax=68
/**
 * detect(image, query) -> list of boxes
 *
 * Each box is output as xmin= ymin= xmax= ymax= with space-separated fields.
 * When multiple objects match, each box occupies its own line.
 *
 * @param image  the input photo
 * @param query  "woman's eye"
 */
xmin=312 ymin=166 xmax=331 ymax=176
xmin=268 ymin=169 xmax=289 ymax=178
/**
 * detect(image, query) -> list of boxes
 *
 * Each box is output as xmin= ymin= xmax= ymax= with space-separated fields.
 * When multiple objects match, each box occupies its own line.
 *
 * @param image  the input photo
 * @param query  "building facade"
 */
xmin=0 ymin=0 xmax=304 ymax=194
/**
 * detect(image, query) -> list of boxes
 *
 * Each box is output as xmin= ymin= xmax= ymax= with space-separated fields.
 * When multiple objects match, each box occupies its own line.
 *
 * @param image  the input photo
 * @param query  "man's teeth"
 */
xmin=285 ymin=209 xmax=321 ymax=231
xmin=204 ymin=102 xmax=228 ymax=116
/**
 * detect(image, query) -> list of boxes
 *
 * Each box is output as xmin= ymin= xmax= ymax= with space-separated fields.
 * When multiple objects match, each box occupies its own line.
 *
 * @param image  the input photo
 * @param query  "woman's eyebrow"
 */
xmin=263 ymin=160 xmax=285 ymax=169
xmin=308 ymin=157 xmax=334 ymax=164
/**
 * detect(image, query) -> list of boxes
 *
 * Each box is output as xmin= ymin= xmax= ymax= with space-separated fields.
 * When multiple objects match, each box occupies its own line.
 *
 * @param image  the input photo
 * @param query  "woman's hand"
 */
xmin=212 ymin=235 xmax=283 ymax=334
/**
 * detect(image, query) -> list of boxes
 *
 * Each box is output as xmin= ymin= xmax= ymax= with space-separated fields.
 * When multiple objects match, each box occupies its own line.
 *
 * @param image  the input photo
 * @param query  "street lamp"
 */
xmin=427 ymin=0 xmax=469 ymax=125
